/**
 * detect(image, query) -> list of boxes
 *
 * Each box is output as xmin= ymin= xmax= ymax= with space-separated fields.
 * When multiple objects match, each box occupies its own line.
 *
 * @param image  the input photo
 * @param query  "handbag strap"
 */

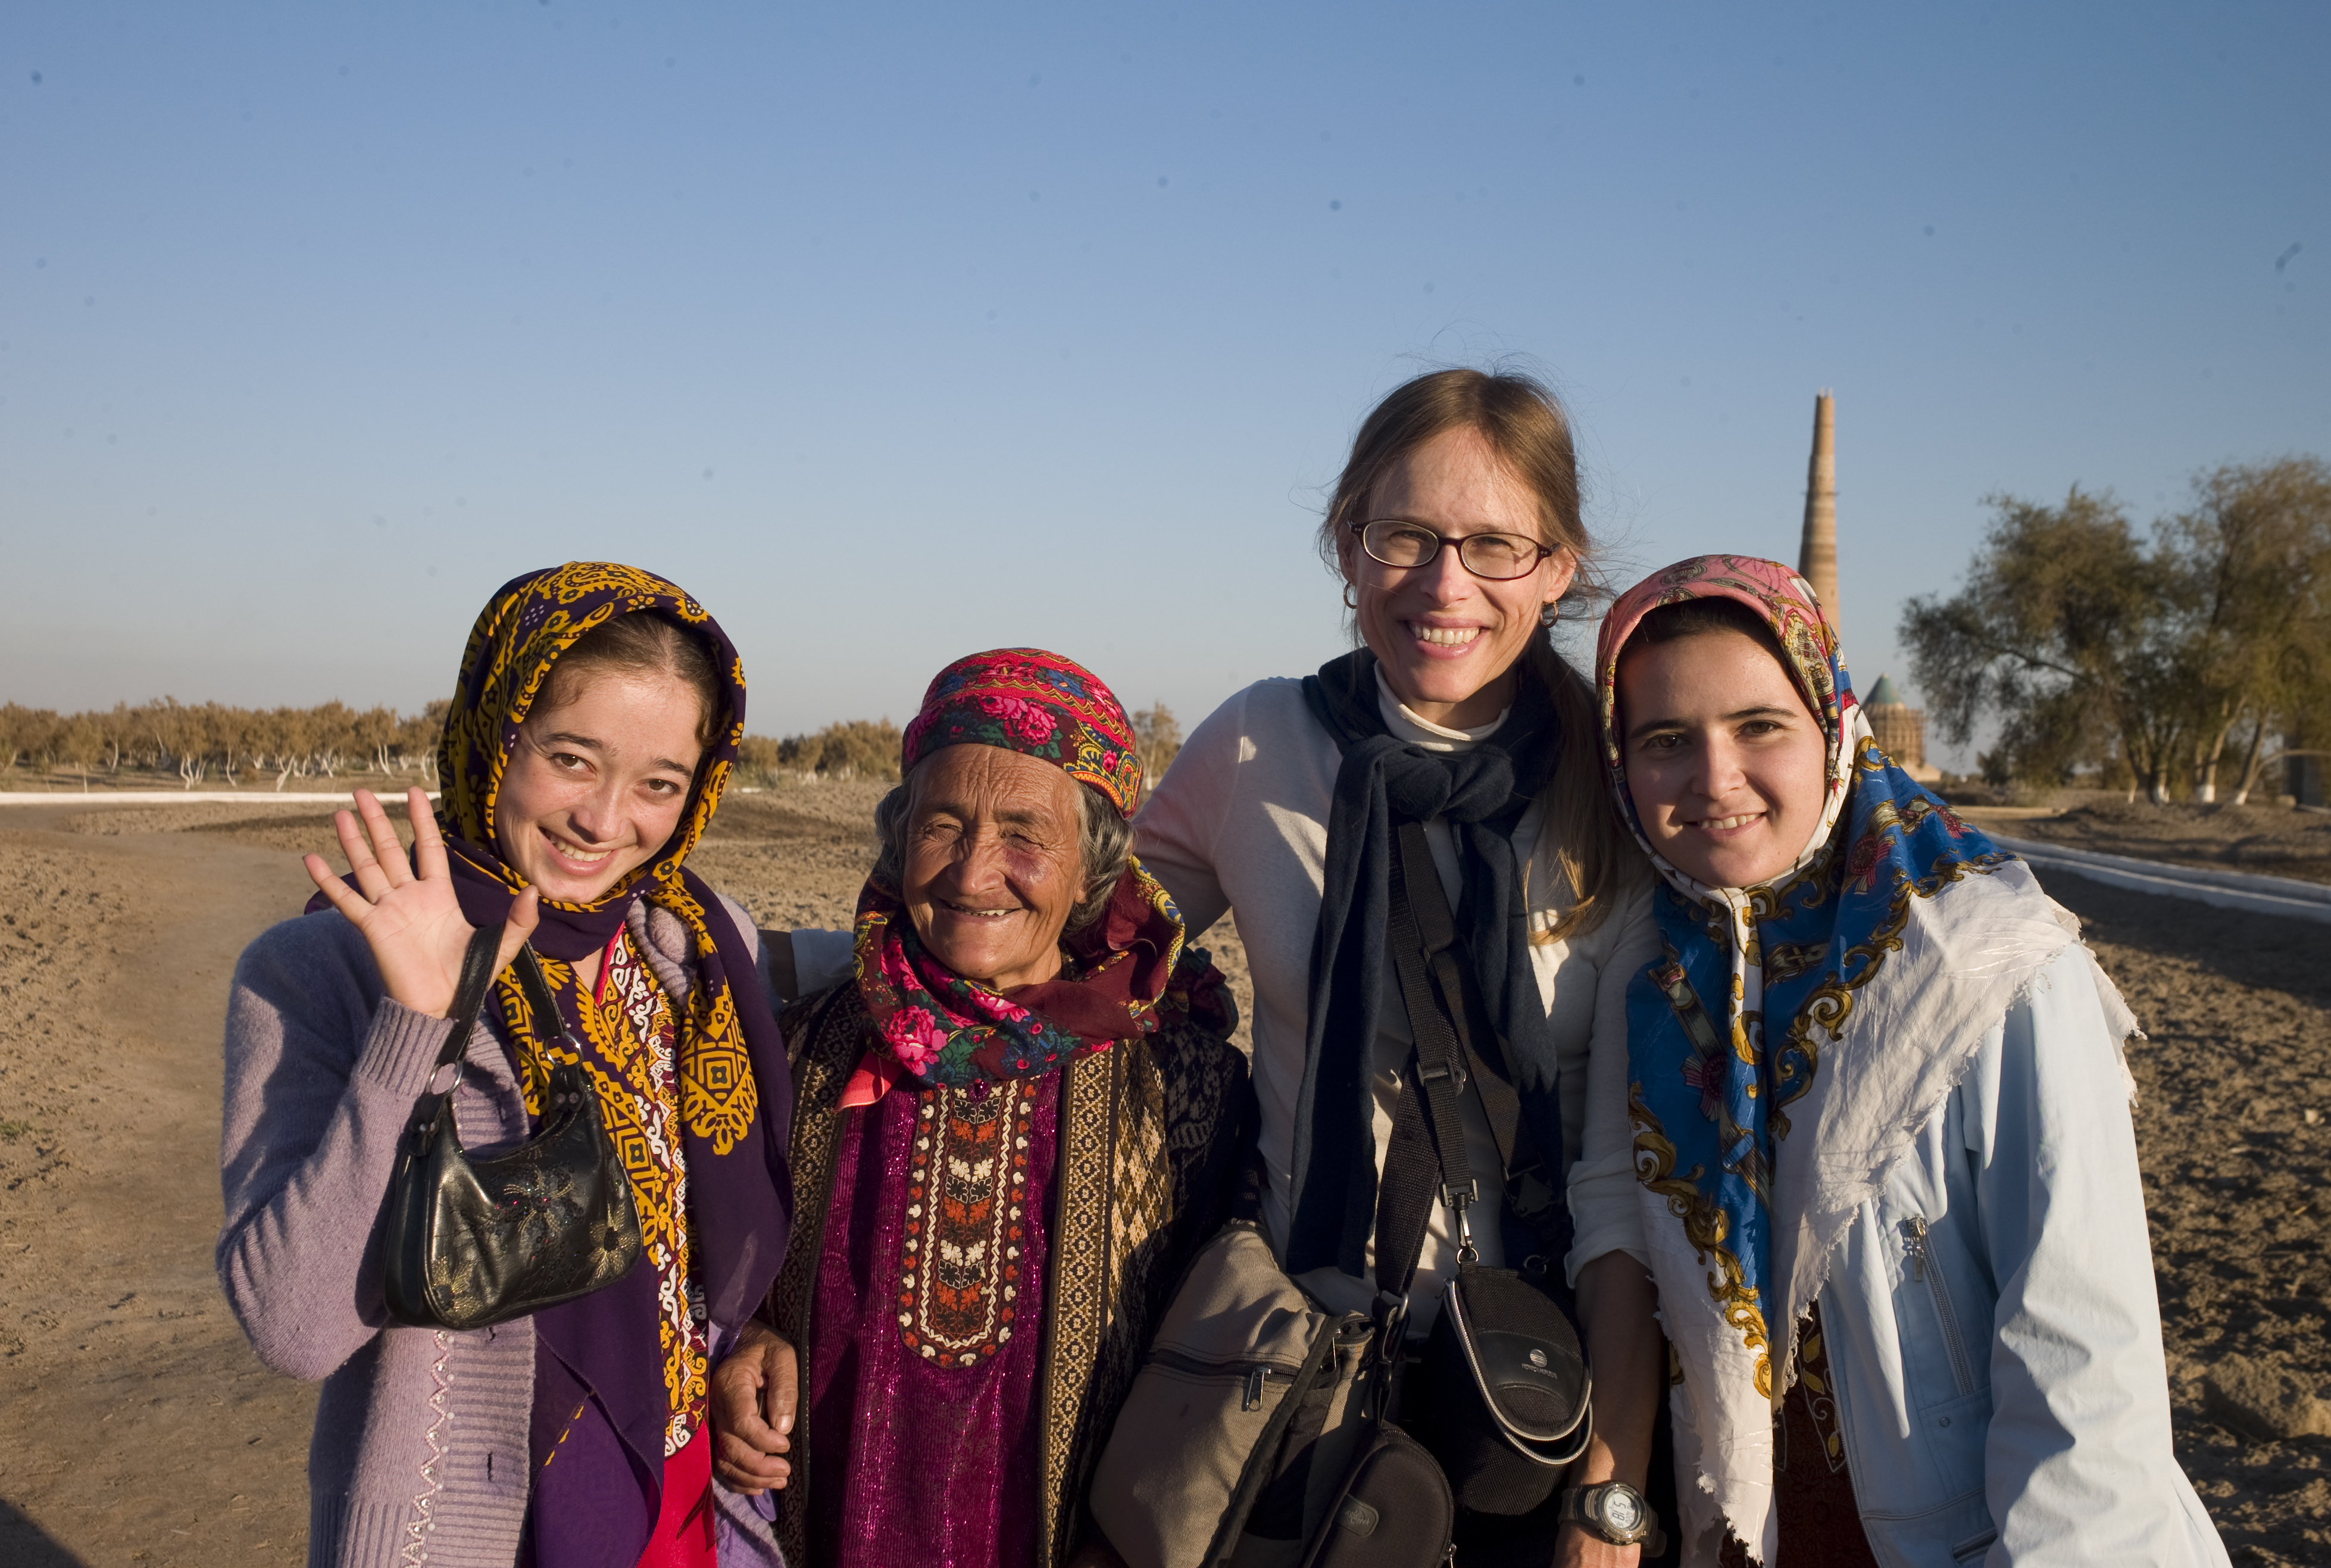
xmin=508 ymin=945 xmax=580 ymax=1048
xmin=407 ymin=924 xmax=508 ymax=1141
xmin=413 ymin=928 xmax=571 ymax=1121
xmin=429 ymin=924 xmax=508 ymax=1074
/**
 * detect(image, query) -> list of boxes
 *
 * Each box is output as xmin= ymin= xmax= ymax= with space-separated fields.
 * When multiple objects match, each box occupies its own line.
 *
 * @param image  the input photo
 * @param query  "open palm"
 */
xmin=304 ymin=786 xmax=539 ymax=1018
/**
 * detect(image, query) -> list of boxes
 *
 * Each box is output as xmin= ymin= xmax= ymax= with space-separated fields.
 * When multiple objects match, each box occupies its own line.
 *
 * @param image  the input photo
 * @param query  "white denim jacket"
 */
xmin=1811 ymin=949 xmax=2227 ymax=1567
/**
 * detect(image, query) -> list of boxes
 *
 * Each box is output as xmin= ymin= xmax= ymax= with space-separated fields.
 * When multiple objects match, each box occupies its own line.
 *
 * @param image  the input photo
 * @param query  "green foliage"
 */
xmin=735 ymin=720 xmax=904 ymax=783
xmin=1904 ymin=458 xmax=2331 ymax=803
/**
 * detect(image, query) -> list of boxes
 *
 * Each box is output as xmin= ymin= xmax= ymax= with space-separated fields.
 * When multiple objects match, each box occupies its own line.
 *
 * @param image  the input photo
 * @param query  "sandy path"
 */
xmin=1 ymin=804 xmax=323 ymax=1567
xmin=0 ymin=795 xmax=2321 ymax=1564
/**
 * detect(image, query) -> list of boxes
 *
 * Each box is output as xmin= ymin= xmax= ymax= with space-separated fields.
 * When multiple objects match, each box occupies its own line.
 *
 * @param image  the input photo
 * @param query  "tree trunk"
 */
xmin=2195 ymin=697 xmax=2246 ymax=804
xmin=2230 ymin=716 xmax=2276 ymax=806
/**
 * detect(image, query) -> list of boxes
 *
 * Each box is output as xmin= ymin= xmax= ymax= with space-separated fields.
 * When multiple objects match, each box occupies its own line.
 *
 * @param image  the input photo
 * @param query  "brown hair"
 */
xmin=1320 ymin=368 xmax=1629 ymax=942
xmin=1620 ymin=598 xmax=1813 ymax=717
xmin=540 ymin=611 xmax=726 ymax=749
xmin=1623 ymin=596 xmax=1791 ymax=664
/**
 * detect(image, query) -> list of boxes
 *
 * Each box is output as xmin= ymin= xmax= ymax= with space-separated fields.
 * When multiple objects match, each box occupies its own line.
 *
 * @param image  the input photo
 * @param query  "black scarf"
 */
xmin=1288 ymin=648 xmax=1564 ymax=1277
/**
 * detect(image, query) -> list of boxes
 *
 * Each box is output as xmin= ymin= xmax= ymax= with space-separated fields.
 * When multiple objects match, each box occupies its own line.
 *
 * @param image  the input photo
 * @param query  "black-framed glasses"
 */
xmin=1350 ymin=519 xmax=1555 ymax=582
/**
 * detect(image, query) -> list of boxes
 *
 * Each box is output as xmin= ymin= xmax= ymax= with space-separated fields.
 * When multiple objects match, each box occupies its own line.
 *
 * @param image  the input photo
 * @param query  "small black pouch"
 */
xmin=1411 ymin=1263 xmax=1593 ymax=1516
xmin=1298 ymin=1420 xmax=1454 ymax=1568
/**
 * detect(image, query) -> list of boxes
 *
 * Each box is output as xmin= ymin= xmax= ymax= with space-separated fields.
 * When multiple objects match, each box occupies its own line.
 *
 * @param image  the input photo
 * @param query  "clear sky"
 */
xmin=5 ymin=2 xmax=2325 ymax=767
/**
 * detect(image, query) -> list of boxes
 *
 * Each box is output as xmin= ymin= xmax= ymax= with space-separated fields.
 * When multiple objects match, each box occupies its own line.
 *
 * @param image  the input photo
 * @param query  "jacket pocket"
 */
xmin=1900 ymin=1216 xmax=1977 ymax=1396
xmin=1914 ymin=1387 xmax=1993 ymax=1503
xmin=1951 ymin=1525 xmax=1999 ymax=1561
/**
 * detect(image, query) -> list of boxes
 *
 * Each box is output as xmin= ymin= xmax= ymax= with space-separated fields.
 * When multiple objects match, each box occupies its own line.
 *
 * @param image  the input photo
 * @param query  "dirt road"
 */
xmin=1 ymin=801 xmax=327 ymax=1566
xmin=0 ymin=790 xmax=2321 ymax=1564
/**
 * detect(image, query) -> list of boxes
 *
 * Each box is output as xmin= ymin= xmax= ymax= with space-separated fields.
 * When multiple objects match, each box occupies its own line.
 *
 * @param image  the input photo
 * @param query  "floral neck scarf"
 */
xmin=852 ymin=857 xmax=1198 ymax=1086
xmin=1596 ymin=555 xmax=2116 ymax=1562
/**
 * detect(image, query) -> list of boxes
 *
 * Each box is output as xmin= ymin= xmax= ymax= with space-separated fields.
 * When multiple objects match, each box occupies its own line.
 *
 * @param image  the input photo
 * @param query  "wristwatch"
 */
xmin=1561 ymin=1481 xmax=1658 ymax=1547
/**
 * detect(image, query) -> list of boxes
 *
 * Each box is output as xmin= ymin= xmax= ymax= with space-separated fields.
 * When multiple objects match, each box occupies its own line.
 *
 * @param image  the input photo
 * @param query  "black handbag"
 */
xmin=383 ymin=923 xmax=644 ymax=1330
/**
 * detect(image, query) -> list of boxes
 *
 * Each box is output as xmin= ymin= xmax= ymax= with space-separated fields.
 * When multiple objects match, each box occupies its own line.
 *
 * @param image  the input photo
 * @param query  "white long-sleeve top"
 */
xmin=1133 ymin=674 xmax=1658 ymax=1326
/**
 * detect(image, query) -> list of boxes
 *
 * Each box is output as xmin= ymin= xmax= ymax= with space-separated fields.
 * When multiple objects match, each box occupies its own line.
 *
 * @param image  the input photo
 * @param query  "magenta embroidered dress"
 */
xmin=804 ymin=1070 xmax=1063 ymax=1565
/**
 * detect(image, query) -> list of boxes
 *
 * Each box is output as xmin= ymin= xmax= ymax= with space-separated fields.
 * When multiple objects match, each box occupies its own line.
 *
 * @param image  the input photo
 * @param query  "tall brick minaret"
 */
xmin=1798 ymin=391 xmax=1838 ymax=618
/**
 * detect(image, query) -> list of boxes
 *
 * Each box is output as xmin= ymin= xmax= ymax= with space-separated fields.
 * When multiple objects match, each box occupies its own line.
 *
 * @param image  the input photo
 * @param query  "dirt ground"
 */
xmin=0 ymin=786 xmax=2319 ymax=1564
xmin=1990 ymin=796 xmax=2331 ymax=886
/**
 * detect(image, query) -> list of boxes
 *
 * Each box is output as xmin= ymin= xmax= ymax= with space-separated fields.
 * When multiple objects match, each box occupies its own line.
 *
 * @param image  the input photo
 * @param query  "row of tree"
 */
xmin=731 ymin=705 xmax=1186 ymax=788
xmin=0 ymin=699 xmax=450 ymax=789
xmin=3 ymin=698 xmax=1192 ymax=792
xmin=1904 ymin=457 xmax=2330 ymax=804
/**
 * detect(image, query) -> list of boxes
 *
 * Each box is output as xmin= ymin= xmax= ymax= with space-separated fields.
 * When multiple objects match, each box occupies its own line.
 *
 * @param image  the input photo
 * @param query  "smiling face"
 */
xmin=1616 ymin=627 xmax=1832 ymax=889
xmin=1336 ymin=425 xmax=1577 ymax=729
xmin=492 ymin=669 xmax=709 ymax=904
xmin=899 ymin=744 xmax=1088 ymax=991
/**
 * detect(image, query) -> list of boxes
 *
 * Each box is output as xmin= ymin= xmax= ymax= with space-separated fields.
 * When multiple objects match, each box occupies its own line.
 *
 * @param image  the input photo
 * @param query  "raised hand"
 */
xmin=304 ymin=786 xmax=539 ymax=1018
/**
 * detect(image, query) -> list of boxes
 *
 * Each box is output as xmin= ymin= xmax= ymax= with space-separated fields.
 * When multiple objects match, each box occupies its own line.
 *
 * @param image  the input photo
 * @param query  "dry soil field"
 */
xmin=0 ymin=788 xmax=2321 ymax=1565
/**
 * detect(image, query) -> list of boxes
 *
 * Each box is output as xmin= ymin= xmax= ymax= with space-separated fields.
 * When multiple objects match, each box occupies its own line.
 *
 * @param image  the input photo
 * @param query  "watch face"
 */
xmin=1599 ymin=1489 xmax=1643 ymax=1532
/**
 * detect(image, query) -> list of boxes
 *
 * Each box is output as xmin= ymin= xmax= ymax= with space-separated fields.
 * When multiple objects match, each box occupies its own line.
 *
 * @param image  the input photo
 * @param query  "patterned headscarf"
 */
xmin=855 ymin=648 xmax=1221 ymax=1088
xmin=432 ymin=563 xmax=792 ymax=1539
xmin=1596 ymin=556 xmax=2110 ymax=1562
xmin=899 ymin=646 xmax=1144 ymax=815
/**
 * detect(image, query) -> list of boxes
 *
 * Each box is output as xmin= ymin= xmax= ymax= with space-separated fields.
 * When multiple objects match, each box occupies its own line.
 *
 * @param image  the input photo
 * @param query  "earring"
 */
xmin=1540 ymin=603 xmax=1561 ymax=627
xmin=1343 ymin=584 xmax=1360 ymax=611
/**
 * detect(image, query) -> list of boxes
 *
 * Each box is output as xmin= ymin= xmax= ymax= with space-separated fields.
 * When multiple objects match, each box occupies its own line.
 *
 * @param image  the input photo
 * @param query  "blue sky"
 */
xmin=5 ymin=2 xmax=2325 ymax=767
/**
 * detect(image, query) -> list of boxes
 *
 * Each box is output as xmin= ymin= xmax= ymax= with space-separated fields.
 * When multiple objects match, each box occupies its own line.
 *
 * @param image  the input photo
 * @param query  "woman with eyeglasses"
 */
xmin=1131 ymin=368 xmax=1670 ymax=1566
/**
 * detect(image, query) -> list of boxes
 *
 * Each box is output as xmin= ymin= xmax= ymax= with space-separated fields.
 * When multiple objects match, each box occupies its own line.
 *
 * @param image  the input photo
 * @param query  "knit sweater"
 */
xmin=1132 ymin=674 xmax=1661 ymax=1322
xmin=217 ymin=896 xmax=783 ymax=1568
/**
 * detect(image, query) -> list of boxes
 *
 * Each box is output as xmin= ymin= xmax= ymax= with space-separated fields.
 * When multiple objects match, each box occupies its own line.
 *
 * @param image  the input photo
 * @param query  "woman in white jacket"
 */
xmin=1135 ymin=368 xmax=1667 ymax=1566
xmin=1592 ymin=554 xmax=2226 ymax=1566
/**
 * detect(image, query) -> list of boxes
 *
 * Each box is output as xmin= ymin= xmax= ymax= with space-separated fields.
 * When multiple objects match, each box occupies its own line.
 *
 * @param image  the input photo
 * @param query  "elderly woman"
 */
xmin=711 ymin=649 xmax=1251 ymax=1568
xmin=218 ymin=564 xmax=792 ymax=1568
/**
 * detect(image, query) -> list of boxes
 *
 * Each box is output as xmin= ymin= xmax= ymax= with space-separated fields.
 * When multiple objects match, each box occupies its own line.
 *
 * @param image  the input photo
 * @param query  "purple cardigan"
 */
xmin=217 ymin=899 xmax=785 ymax=1568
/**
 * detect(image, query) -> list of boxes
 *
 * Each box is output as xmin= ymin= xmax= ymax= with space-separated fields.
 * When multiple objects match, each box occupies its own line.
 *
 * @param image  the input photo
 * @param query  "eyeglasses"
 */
xmin=1349 ymin=519 xmax=1555 ymax=582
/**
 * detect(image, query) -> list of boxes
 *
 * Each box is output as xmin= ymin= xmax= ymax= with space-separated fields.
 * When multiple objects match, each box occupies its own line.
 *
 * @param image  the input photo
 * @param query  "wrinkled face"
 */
xmin=493 ymin=669 xmax=708 ymax=904
xmin=901 ymin=744 xmax=1088 ymax=991
xmin=1616 ymin=628 xmax=1830 ymax=890
xmin=1336 ymin=426 xmax=1577 ymax=730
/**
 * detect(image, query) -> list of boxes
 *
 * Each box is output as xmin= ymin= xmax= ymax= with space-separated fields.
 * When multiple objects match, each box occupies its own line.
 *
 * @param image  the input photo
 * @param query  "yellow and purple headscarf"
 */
xmin=1598 ymin=556 xmax=2086 ymax=1560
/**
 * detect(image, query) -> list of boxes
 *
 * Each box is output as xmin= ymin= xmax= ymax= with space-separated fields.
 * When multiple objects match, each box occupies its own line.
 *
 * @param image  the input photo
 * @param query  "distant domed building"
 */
xmin=1863 ymin=674 xmax=1942 ymax=781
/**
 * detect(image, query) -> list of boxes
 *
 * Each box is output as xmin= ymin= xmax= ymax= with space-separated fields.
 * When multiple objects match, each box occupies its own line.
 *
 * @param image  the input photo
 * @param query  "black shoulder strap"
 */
xmin=1394 ymin=821 xmax=1527 ymax=1182
xmin=1371 ymin=825 xmax=1480 ymax=1306
xmin=1392 ymin=821 xmax=1570 ymax=1258
xmin=1373 ymin=822 xmax=1570 ymax=1307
